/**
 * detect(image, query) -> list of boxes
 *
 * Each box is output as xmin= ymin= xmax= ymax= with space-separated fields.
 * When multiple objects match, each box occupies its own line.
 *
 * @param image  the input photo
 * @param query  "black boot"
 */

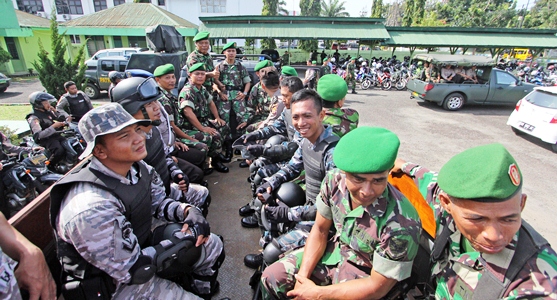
xmin=351 ymin=89 xmax=357 ymax=94
xmin=211 ymin=156 xmax=229 ymax=173
xmin=224 ymin=140 xmax=233 ymax=161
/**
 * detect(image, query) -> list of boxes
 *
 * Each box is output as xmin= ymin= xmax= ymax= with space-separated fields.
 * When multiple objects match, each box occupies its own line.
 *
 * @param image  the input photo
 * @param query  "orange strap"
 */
xmin=389 ymin=173 xmax=436 ymax=238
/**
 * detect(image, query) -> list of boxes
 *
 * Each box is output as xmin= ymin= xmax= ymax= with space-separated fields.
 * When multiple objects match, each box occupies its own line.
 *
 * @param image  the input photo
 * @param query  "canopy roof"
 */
xmin=199 ymin=16 xmax=390 ymax=40
xmin=412 ymin=53 xmax=495 ymax=66
xmin=384 ymin=27 xmax=557 ymax=49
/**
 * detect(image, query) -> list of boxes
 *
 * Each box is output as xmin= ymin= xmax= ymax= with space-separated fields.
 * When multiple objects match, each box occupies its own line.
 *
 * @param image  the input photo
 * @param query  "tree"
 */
xmin=384 ymin=1 xmax=404 ymax=26
xmin=402 ymin=0 xmax=414 ymax=26
xmin=299 ymin=0 xmax=321 ymax=52
xmin=435 ymin=0 xmax=517 ymax=28
xmin=260 ymin=0 xmax=282 ymax=49
xmin=521 ymin=0 xmax=557 ymax=29
xmin=32 ymin=11 xmax=87 ymax=99
xmin=371 ymin=0 xmax=383 ymax=18
xmin=412 ymin=0 xmax=426 ymax=25
xmin=321 ymin=0 xmax=349 ymax=17
xmin=277 ymin=0 xmax=288 ymax=15
xmin=0 ymin=47 xmax=11 ymax=65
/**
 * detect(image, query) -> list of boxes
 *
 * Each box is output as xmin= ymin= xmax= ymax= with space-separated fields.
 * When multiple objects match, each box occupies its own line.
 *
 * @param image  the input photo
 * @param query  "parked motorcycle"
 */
xmin=1 ymin=150 xmax=62 ymax=217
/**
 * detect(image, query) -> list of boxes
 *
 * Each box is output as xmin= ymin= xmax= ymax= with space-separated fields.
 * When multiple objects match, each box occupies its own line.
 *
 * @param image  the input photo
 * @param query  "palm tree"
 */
xmin=321 ymin=0 xmax=350 ymax=17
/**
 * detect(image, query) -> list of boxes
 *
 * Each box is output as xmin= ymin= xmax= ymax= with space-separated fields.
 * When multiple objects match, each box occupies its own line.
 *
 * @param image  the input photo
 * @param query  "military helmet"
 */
xmin=108 ymin=71 xmax=127 ymax=84
xmin=111 ymin=77 xmax=161 ymax=115
xmin=273 ymin=182 xmax=306 ymax=207
xmin=29 ymin=91 xmax=56 ymax=110
xmin=265 ymin=135 xmax=287 ymax=148
xmin=151 ymin=223 xmax=202 ymax=277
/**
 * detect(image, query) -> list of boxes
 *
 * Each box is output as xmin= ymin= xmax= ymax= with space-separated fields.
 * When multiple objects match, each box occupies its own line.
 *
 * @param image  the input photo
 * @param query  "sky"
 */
xmin=282 ymin=0 xmax=535 ymax=17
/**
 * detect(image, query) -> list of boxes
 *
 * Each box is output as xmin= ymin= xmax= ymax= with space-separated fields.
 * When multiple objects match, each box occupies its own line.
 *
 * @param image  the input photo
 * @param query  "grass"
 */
xmin=0 ymin=105 xmax=33 ymax=120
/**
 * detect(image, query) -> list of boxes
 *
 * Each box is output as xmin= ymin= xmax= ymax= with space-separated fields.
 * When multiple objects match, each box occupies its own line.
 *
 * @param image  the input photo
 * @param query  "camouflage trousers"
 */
xmin=0 ymin=247 xmax=22 ymax=300
xmin=346 ymin=75 xmax=356 ymax=90
xmin=183 ymin=121 xmax=226 ymax=158
xmin=216 ymin=91 xmax=249 ymax=140
xmin=261 ymin=241 xmax=370 ymax=300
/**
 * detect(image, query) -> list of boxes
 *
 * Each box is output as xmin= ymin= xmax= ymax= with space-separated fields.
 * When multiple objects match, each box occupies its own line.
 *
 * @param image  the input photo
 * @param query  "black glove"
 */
xmin=185 ymin=207 xmax=210 ymax=239
xmin=240 ymin=132 xmax=259 ymax=143
xmin=256 ymin=182 xmax=272 ymax=196
xmin=173 ymin=173 xmax=190 ymax=191
xmin=247 ymin=144 xmax=265 ymax=157
xmin=265 ymin=201 xmax=290 ymax=223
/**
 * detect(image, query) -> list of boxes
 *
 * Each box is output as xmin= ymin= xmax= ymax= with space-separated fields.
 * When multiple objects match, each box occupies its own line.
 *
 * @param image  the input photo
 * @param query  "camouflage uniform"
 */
xmin=281 ymin=53 xmax=289 ymax=66
xmin=187 ymin=50 xmax=215 ymax=91
xmin=0 ymin=247 xmax=22 ymax=300
xmin=261 ymin=168 xmax=422 ymax=299
xmin=323 ymin=107 xmax=359 ymax=138
xmin=157 ymin=89 xmax=208 ymax=153
xmin=400 ymin=163 xmax=557 ymax=300
xmin=246 ymin=82 xmax=273 ymax=131
xmin=178 ymin=83 xmax=226 ymax=158
xmin=215 ymin=60 xmax=251 ymax=140
xmin=55 ymin=158 xmax=223 ymax=299
xmin=345 ymin=62 xmax=356 ymax=90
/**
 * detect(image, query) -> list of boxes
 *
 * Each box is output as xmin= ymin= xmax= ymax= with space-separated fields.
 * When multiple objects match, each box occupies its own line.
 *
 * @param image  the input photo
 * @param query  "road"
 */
xmin=2 ymin=80 xmax=556 ymax=299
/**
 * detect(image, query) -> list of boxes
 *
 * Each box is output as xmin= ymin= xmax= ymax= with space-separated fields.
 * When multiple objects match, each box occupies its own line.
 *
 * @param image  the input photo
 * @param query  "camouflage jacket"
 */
xmin=315 ymin=168 xmax=421 ymax=281
xmin=186 ymin=50 xmax=215 ymax=89
xmin=216 ymin=60 xmax=252 ymax=123
xmin=247 ymin=82 xmax=272 ymax=122
xmin=158 ymin=89 xmax=184 ymax=128
xmin=323 ymin=107 xmax=359 ymax=138
xmin=216 ymin=60 xmax=250 ymax=89
xmin=178 ymin=83 xmax=213 ymax=130
xmin=347 ymin=62 xmax=356 ymax=75
xmin=401 ymin=163 xmax=557 ymax=299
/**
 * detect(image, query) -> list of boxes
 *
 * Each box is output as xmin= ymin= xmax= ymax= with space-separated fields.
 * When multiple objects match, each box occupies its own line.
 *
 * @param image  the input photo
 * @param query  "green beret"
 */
xmin=193 ymin=31 xmax=209 ymax=42
xmin=281 ymin=66 xmax=298 ymax=77
xmin=334 ymin=127 xmax=400 ymax=174
xmin=222 ymin=42 xmax=236 ymax=51
xmin=311 ymin=60 xmax=317 ymax=64
xmin=255 ymin=60 xmax=273 ymax=72
xmin=318 ymin=74 xmax=347 ymax=102
xmin=438 ymin=143 xmax=522 ymax=202
xmin=189 ymin=63 xmax=205 ymax=73
xmin=153 ymin=63 xmax=175 ymax=77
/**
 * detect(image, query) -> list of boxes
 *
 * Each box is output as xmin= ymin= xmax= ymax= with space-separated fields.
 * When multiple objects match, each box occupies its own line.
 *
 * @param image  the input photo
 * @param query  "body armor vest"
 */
xmin=65 ymin=93 xmax=90 ymax=121
xmin=283 ymin=109 xmax=295 ymax=141
xmin=144 ymin=126 xmax=171 ymax=194
xmin=301 ymin=134 xmax=339 ymax=204
xmin=26 ymin=110 xmax=62 ymax=142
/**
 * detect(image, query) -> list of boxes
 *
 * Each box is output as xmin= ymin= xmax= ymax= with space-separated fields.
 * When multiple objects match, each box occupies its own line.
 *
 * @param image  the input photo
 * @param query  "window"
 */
xmin=157 ymin=0 xmax=165 ymax=5
xmin=16 ymin=0 xmax=44 ymax=13
xmin=495 ymin=71 xmax=517 ymax=85
xmin=55 ymin=0 xmax=83 ymax=14
xmin=4 ymin=38 xmax=19 ymax=60
xmin=200 ymin=0 xmax=226 ymax=13
xmin=128 ymin=36 xmax=147 ymax=48
xmin=93 ymin=0 xmax=107 ymax=11
xmin=113 ymin=0 xmax=125 ymax=5
xmin=70 ymin=35 xmax=81 ymax=44
xmin=101 ymin=60 xmax=115 ymax=72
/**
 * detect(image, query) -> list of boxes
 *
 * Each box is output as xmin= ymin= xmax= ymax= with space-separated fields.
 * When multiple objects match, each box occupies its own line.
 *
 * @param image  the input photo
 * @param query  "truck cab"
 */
xmin=84 ymin=56 xmax=129 ymax=99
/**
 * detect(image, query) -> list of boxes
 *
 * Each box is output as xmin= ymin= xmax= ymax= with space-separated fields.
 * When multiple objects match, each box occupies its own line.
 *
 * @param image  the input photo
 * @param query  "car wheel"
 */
xmin=361 ymin=79 xmax=371 ymax=90
xmin=443 ymin=93 xmax=465 ymax=111
xmin=551 ymin=143 xmax=557 ymax=153
xmin=0 ymin=87 xmax=6 ymax=93
xmin=511 ymin=126 xmax=524 ymax=135
xmin=84 ymin=83 xmax=100 ymax=99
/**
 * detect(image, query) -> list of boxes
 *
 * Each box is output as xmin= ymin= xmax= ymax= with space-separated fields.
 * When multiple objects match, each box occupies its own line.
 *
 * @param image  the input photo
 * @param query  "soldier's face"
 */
xmin=133 ymin=101 xmax=161 ymax=122
xmin=66 ymin=84 xmax=78 ymax=95
xmin=190 ymin=71 xmax=206 ymax=85
xmin=196 ymin=40 xmax=210 ymax=54
xmin=344 ymin=171 xmax=389 ymax=207
xmin=224 ymin=48 xmax=236 ymax=60
xmin=440 ymin=192 xmax=527 ymax=254
xmin=93 ymin=124 xmax=147 ymax=168
xmin=291 ymin=99 xmax=325 ymax=142
xmin=280 ymin=86 xmax=294 ymax=109
xmin=155 ymin=74 xmax=176 ymax=91
xmin=41 ymin=100 xmax=53 ymax=111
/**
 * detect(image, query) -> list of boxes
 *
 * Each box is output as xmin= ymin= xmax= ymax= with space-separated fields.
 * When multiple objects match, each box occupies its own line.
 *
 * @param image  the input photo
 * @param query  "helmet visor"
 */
xmin=137 ymin=78 xmax=160 ymax=100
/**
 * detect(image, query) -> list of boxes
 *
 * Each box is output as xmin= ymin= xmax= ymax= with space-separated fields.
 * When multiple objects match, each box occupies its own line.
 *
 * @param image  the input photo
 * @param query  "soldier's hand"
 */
xmin=391 ymin=158 xmax=407 ymax=174
xmin=175 ymin=141 xmax=189 ymax=152
xmin=219 ymin=92 xmax=229 ymax=101
xmin=265 ymin=201 xmax=290 ymax=223
xmin=216 ymin=118 xmax=226 ymax=127
xmin=236 ymin=91 xmax=246 ymax=100
xmin=202 ymin=126 xmax=218 ymax=136
xmin=236 ymin=122 xmax=247 ymax=130
xmin=240 ymin=132 xmax=258 ymax=144
xmin=256 ymin=182 xmax=273 ymax=202
xmin=287 ymin=274 xmax=319 ymax=300
xmin=183 ymin=207 xmax=210 ymax=247
xmin=247 ymin=144 xmax=265 ymax=157
xmin=15 ymin=244 xmax=57 ymax=300
xmin=52 ymin=121 xmax=65 ymax=129
xmin=212 ymin=69 xmax=220 ymax=78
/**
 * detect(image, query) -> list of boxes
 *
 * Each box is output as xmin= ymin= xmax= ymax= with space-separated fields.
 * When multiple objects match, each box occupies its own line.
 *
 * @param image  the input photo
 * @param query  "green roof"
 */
xmin=60 ymin=3 xmax=197 ymax=36
xmin=199 ymin=16 xmax=390 ymax=40
xmin=384 ymin=27 xmax=557 ymax=49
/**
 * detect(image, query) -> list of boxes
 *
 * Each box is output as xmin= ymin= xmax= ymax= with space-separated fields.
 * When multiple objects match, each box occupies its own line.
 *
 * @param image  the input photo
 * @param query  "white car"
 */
xmin=507 ymin=86 xmax=557 ymax=152
xmin=85 ymin=47 xmax=142 ymax=67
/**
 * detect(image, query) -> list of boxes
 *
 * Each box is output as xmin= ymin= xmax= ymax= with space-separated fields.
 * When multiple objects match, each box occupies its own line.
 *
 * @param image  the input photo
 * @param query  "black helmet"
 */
xmin=29 ymin=91 xmax=56 ymax=110
xmin=151 ymin=223 xmax=202 ymax=278
xmin=265 ymin=135 xmax=287 ymax=148
xmin=108 ymin=71 xmax=127 ymax=84
xmin=273 ymin=182 xmax=306 ymax=207
xmin=111 ymin=77 xmax=161 ymax=115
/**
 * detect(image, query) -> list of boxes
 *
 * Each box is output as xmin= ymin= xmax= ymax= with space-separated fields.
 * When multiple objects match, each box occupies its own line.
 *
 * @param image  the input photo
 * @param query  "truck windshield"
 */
xmin=526 ymin=90 xmax=557 ymax=109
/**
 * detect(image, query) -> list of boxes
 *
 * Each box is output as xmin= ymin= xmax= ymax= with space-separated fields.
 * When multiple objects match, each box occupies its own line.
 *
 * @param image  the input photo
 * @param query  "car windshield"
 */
xmin=525 ymin=90 xmax=557 ymax=109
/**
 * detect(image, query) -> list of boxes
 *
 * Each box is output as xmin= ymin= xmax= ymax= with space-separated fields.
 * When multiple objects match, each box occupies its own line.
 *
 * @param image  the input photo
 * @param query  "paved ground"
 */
xmin=3 ymin=79 xmax=557 ymax=299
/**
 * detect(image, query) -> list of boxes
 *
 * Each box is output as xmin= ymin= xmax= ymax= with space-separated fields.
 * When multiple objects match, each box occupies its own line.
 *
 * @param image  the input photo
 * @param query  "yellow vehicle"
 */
xmin=503 ymin=48 xmax=533 ymax=61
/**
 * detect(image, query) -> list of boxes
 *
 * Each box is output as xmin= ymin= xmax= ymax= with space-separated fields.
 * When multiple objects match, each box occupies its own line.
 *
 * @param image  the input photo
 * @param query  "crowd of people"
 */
xmin=414 ymin=61 xmax=481 ymax=84
xmin=0 ymin=30 xmax=556 ymax=300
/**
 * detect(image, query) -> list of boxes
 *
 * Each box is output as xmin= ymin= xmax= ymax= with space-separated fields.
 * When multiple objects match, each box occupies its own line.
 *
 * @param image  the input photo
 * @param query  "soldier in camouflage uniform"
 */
xmin=345 ymin=58 xmax=357 ymax=94
xmin=50 ymin=103 xmax=225 ymax=300
xmin=179 ymin=63 xmax=230 ymax=173
xmin=261 ymin=127 xmax=421 ymax=299
xmin=394 ymin=143 xmax=557 ymax=300
xmin=246 ymin=60 xmax=276 ymax=132
xmin=214 ymin=42 xmax=252 ymax=153
xmin=320 ymin=74 xmax=359 ymax=138
xmin=186 ymin=31 xmax=223 ymax=92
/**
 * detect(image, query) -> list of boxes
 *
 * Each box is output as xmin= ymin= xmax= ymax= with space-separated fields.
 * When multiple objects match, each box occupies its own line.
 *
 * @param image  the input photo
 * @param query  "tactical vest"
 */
xmin=431 ymin=221 xmax=549 ymax=299
xmin=217 ymin=62 xmax=244 ymax=89
xmin=144 ymin=126 xmax=171 ymax=194
xmin=26 ymin=110 xmax=62 ymax=141
xmin=283 ymin=109 xmax=295 ymax=141
xmin=65 ymin=93 xmax=90 ymax=121
xmin=301 ymin=134 xmax=339 ymax=204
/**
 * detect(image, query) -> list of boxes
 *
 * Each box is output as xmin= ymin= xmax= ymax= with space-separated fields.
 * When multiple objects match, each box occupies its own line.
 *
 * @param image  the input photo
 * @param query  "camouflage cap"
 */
xmin=281 ymin=66 xmax=298 ymax=77
xmin=438 ymin=143 xmax=522 ymax=202
xmin=193 ymin=31 xmax=210 ymax=42
xmin=189 ymin=62 xmax=205 ymax=73
xmin=153 ymin=63 xmax=174 ymax=77
xmin=318 ymin=74 xmax=347 ymax=102
xmin=255 ymin=60 xmax=273 ymax=72
xmin=333 ymin=126 xmax=400 ymax=174
xmin=78 ymin=103 xmax=151 ymax=160
xmin=222 ymin=42 xmax=236 ymax=51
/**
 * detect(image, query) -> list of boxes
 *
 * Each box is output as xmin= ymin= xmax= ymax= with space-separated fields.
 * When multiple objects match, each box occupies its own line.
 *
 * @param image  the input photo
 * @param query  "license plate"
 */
xmin=519 ymin=122 xmax=535 ymax=132
xmin=412 ymin=91 xmax=419 ymax=97
xmin=30 ymin=153 xmax=48 ymax=165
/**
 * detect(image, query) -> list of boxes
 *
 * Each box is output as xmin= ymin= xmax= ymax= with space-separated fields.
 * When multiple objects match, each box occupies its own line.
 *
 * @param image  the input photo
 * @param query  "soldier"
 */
xmin=394 ymin=143 xmax=557 ymax=299
xmin=186 ymin=31 xmax=223 ymax=92
xmin=179 ymin=63 xmax=229 ymax=173
xmin=49 ymin=103 xmax=225 ymax=300
xmin=56 ymin=81 xmax=94 ymax=132
xmin=153 ymin=63 xmax=211 ymax=177
xmin=346 ymin=58 xmax=357 ymax=94
xmin=321 ymin=57 xmax=331 ymax=75
xmin=261 ymin=127 xmax=422 ymax=299
xmin=215 ymin=42 xmax=252 ymax=159
xmin=246 ymin=60 xmax=275 ymax=132
xmin=303 ymin=60 xmax=318 ymax=89
xmin=280 ymin=51 xmax=290 ymax=66
xmin=319 ymin=74 xmax=359 ymax=137
xmin=280 ymin=66 xmax=298 ymax=79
